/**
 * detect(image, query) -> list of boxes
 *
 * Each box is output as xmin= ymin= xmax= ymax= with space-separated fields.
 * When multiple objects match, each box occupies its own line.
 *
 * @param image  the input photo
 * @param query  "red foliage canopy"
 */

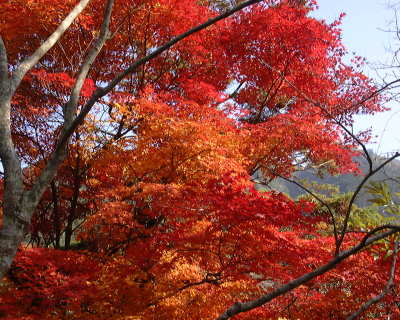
xmin=0 ymin=0 xmax=398 ymax=319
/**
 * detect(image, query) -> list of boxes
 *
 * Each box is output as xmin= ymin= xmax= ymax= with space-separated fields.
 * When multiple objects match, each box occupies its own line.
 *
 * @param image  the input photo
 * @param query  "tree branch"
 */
xmin=273 ymin=173 xmax=339 ymax=246
xmin=10 ymin=0 xmax=92 ymax=94
xmin=216 ymin=225 xmax=400 ymax=320
xmin=63 ymin=0 xmax=114 ymax=126
xmin=25 ymin=0 xmax=115 ymax=208
xmin=346 ymin=240 xmax=399 ymax=320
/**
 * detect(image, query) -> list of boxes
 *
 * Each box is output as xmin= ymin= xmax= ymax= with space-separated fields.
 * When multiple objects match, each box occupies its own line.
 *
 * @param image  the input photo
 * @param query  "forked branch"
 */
xmin=26 ymin=0 xmax=115 ymax=207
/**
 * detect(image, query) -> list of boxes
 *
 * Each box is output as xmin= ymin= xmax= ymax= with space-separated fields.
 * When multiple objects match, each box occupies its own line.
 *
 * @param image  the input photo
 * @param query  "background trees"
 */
xmin=1 ymin=0 xmax=400 ymax=319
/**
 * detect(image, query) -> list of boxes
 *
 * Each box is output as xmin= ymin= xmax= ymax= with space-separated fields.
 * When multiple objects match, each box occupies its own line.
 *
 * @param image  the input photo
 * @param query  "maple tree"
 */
xmin=1 ymin=0 xmax=400 ymax=319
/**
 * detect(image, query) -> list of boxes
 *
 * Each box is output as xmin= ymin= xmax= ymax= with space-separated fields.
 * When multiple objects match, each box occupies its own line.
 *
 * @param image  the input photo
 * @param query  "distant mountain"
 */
xmin=256 ymin=151 xmax=400 ymax=207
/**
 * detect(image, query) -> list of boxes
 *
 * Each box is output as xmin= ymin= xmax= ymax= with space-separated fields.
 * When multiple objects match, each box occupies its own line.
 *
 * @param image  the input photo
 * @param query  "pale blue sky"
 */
xmin=313 ymin=0 xmax=400 ymax=154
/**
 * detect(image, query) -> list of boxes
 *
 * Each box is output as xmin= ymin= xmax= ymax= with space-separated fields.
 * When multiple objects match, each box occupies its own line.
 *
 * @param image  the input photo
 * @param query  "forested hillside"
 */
xmin=264 ymin=151 xmax=400 ymax=207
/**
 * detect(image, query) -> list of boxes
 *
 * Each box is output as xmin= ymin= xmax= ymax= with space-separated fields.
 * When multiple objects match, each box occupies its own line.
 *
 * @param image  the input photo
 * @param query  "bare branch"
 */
xmin=335 ymin=120 xmax=373 ymax=171
xmin=346 ymin=240 xmax=399 ymax=320
xmin=216 ymin=226 xmax=400 ymax=320
xmin=10 ymin=0 xmax=91 ymax=93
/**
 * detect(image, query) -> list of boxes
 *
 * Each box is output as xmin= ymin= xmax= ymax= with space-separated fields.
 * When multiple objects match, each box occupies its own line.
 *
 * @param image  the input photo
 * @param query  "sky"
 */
xmin=313 ymin=0 xmax=400 ymax=155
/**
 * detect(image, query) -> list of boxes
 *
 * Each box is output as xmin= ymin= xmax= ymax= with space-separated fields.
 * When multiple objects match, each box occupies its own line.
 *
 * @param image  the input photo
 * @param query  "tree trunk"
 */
xmin=50 ymin=181 xmax=61 ymax=249
xmin=0 ymin=208 xmax=27 ymax=278
xmin=0 ymin=88 xmax=27 ymax=279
